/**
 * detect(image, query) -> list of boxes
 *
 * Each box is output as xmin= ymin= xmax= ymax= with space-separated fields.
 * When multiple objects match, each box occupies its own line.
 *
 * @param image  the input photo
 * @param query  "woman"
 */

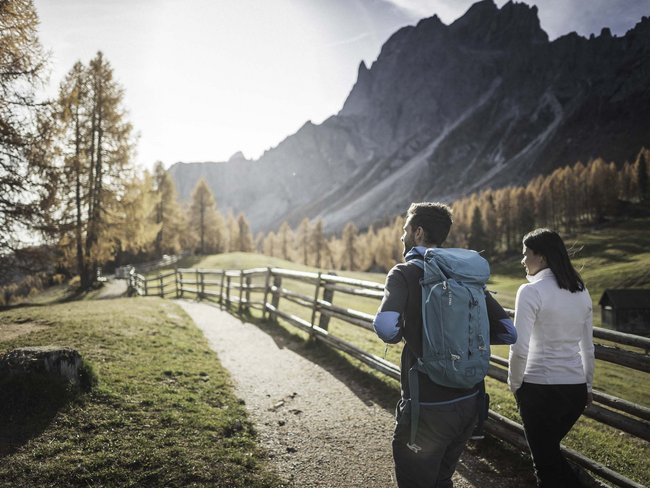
xmin=508 ymin=228 xmax=594 ymax=488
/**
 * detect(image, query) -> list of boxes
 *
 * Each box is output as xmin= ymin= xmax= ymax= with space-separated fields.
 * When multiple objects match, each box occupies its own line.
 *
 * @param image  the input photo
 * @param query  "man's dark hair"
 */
xmin=406 ymin=202 xmax=453 ymax=246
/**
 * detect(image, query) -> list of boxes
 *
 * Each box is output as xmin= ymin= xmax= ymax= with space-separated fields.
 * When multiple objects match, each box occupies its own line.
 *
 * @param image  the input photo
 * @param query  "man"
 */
xmin=373 ymin=202 xmax=513 ymax=488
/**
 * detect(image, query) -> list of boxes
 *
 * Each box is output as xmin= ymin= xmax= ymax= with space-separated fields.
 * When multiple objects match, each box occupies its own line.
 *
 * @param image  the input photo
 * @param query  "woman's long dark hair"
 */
xmin=523 ymin=228 xmax=585 ymax=292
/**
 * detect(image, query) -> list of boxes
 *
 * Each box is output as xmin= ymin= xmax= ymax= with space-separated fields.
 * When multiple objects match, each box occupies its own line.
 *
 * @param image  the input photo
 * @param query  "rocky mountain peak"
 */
xmin=450 ymin=0 xmax=547 ymax=47
xmin=227 ymin=151 xmax=248 ymax=163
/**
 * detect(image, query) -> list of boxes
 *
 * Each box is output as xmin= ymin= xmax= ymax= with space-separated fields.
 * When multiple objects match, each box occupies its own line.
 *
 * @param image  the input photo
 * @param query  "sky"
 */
xmin=33 ymin=0 xmax=650 ymax=172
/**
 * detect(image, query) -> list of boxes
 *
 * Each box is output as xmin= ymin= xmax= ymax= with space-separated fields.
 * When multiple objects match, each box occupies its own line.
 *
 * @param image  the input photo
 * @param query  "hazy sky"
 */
xmin=33 ymin=0 xmax=650 ymax=171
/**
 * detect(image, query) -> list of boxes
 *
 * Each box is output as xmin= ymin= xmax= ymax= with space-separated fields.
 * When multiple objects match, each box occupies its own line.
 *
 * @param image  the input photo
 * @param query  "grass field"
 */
xmin=0 ymin=299 xmax=282 ymax=488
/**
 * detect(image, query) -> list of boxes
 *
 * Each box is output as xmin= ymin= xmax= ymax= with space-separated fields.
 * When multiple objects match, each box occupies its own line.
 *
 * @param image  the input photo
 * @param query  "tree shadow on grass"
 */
xmin=0 ymin=374 xmax=76 ymax=458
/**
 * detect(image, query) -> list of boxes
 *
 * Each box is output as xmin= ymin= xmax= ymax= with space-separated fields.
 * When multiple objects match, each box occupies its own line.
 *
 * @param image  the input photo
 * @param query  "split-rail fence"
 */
xmin=127 ymin=266 xmax=649 ymax=488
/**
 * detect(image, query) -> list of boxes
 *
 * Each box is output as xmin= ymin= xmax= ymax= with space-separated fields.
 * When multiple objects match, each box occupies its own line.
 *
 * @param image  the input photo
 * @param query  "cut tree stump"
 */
xmin=0 ymin=346 xmax=84 ymax=387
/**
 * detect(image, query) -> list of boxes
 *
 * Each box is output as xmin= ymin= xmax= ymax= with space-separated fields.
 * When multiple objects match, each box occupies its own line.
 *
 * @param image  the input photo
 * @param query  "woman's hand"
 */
xmin=586 ymin=391 xmax=593 ymax=407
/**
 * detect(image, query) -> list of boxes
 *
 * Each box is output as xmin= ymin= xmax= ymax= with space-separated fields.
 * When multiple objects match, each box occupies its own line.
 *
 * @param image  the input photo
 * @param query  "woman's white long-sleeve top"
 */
xmin=508 ymin=268 xmax=594 ymax=393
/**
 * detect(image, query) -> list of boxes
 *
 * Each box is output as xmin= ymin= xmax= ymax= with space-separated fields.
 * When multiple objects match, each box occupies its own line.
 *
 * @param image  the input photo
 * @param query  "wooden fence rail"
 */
xmin=127 ymin=266 xmax=649 ymax=488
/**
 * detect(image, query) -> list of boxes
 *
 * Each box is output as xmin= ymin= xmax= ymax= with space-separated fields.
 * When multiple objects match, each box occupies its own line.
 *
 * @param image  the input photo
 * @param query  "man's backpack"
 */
xmin=408 ymin=247 xmax=491 ymax=452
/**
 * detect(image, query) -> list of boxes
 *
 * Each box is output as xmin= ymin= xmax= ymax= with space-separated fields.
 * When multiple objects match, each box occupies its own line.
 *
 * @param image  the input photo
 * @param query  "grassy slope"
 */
xmin=177 ymin=218 xmax=650 ymax=485
xmin=488 ymin=218 xmax=650 ymax=313
xmin=0 ymin=299 xmax=282 ymax=488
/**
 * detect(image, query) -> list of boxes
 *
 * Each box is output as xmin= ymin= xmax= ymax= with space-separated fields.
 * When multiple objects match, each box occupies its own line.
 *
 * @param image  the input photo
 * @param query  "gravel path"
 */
xmin=96 ymin=277 xmax=127 ymax=299
xmin=177 ymin=300 xmax=535 ymax=488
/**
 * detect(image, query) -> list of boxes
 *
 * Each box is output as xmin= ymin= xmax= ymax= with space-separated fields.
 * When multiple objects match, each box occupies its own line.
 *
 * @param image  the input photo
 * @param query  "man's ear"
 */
xmin=414 ymin=226 xmax=424 ymax=244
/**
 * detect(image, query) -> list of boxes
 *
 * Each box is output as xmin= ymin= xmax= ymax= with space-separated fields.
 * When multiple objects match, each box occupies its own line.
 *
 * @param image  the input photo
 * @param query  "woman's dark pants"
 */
xmin=516 ymin=382 xmax=587 ymax=488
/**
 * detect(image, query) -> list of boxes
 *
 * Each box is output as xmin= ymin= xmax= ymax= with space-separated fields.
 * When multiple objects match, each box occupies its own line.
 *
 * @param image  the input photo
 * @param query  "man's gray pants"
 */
xmin=392 ymin=394 xmax=478 ymax=488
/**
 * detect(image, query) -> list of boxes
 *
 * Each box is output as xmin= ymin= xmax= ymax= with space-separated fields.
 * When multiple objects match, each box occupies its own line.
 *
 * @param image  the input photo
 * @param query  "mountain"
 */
xmin=168 ymin=0 xmax=650 ymax=233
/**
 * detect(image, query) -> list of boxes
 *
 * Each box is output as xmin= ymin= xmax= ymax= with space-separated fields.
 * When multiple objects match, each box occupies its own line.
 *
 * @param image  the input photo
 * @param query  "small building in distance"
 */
xmin=599 ymin=289 xmax=650 ymax=335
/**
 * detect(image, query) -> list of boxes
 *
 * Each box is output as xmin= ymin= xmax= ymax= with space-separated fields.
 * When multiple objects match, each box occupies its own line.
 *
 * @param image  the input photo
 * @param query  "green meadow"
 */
xmin=0 ymin=299 xmax=282 ymax=488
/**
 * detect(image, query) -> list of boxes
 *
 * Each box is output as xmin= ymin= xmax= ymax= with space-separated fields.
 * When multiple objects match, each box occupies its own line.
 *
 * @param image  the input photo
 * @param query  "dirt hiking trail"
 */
xmin=177 ymin=300 xmax=535 ymax=488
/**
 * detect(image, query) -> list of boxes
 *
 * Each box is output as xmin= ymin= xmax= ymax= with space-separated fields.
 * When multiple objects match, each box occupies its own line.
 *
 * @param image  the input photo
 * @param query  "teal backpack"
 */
xmin=408 ymin=247 xmax=490 ymax=452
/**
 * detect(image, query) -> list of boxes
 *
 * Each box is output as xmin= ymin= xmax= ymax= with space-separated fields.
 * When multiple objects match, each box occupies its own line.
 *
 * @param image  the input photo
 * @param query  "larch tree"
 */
xmin=295 ymin=218 xmax=311 ymax=265
xmin=152 ymin=161 xmax=184 ymax=256
xmin=341 ymin=222 xmax=359 ymax=270
xmin=467 ymin=206 xmax=487 ymax=253
xmin=311 ymin=219 xmax=327 ymax=269
xmin=112 ymin=170 xmax=160 ymax=264
xmin=48 ymin=52 xmax=135 ymax=288
xmin=188 ymin=179 xmax=224 ymax=255
xmin=263 ymin=231 xmax=276 ymax=257
xmin=224 ymin=211 xmax=238 ymax=252
xmin=235 ymin=213 xmax=254 ymax=252
xmin=0 ymin=0 xmax=51 ymax=254
xmin=277 ymin=221 xmax=293 ymax=261
xmin=636 ymin=150 xmax=648 ymax=200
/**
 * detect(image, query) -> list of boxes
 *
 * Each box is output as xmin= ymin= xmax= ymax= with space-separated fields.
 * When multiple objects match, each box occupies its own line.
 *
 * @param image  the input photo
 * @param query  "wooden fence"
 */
xmin=128 ymin=267 xmax=649 ymax=488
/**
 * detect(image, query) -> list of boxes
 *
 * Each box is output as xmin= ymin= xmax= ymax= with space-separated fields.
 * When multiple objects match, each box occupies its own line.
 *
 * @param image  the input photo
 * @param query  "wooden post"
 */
xmin=178 ymin=269 xmax=183 ymax=298
xmin=262 ymin=267 xmax=272 ymax=321
xmin=238 ymin=271 xmax=244 ymax=314
xmin=226 ymin=275 xmax=231 ymax=309
xmin=270 ymin=275 xmax=282 ymax=323
xmin=219 ymin=271 xmax=226 ymax=310
xmin=200 ymin=271 xmax=205 ymax=300
xmin=159 ymin=274 xmax=164 ymax=297
xmin=195 ymin=269 xmax=200 ymax=300
xmin=310 ymin=272 xmax=322 ymax=334
xmin=143 ymin=276 xmax=148 ymax=296
xmin=318 ymin=273 xmax=335 ymax=331
xmin=245 ymin=275 xmax=252 ymax=314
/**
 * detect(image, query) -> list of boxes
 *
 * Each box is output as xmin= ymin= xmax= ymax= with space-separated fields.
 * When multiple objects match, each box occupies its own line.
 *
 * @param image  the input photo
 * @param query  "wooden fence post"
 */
xmin=318 ymin=273 xmax=335 ymax=331
xmin=200 ymin=271 xmax=205 ymax=300
xmin=159 ymin=274 xmax=164 ymax=298
xmin=178 ymin=269 xmax=183 ymax=298
xmin=195 ymin=269 xmax=200 ymax=300
xmin=262 ymin=267 xmax=272 ymax=320
xmin=238 ymin=271 xmax=244 ymax=314
xmin=270 ymin=275 xmax=282 ymax=323
xmin=226 ymin=275 xmax=231 ymax=309
xmin=245 ymin=275 xmax=252 ymax=314
xmin=310 ymin=272 xmax=322 ymax=336
xmin=219 ymin=271 xmax=226 ymax=310
xmin=143 ymin=276 xmax=148 ymax=296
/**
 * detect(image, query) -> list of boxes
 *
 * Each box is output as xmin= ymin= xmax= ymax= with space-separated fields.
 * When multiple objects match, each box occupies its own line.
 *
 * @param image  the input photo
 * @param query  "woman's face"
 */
xmin=521 ymin=245 xmax=546 ymax=275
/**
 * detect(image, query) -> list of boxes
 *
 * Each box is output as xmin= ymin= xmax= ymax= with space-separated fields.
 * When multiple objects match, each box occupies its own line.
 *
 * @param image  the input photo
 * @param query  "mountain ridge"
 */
xmin=169 ymin=1 xmax=650 ymax=232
